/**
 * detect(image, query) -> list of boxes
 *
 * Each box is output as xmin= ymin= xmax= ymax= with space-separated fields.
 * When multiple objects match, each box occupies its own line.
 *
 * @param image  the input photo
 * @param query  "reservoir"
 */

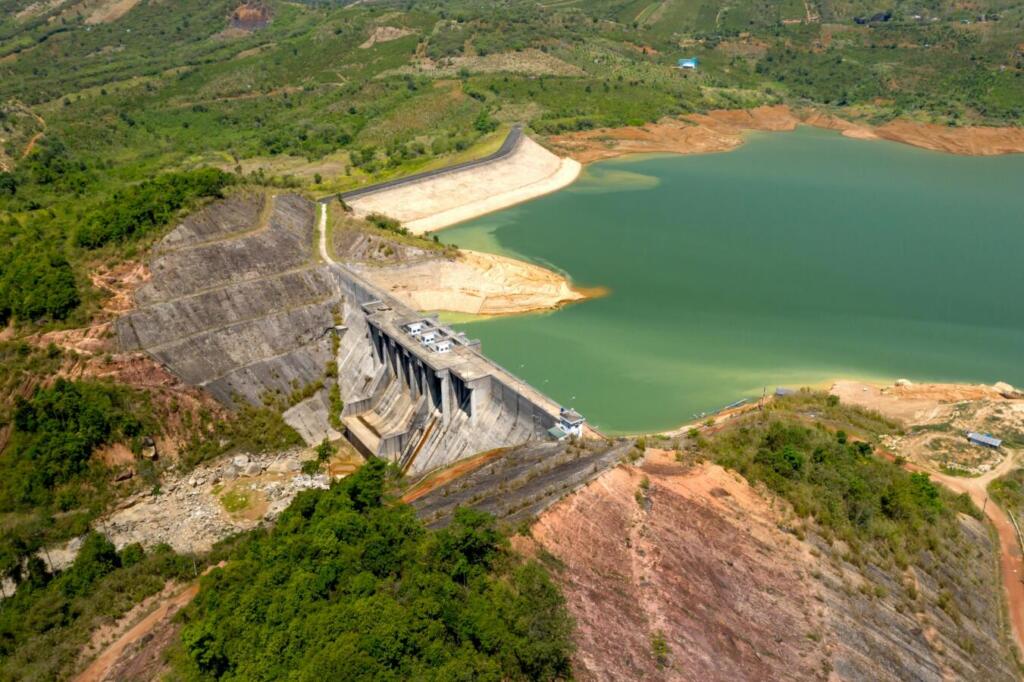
xmin=439 ymin=127 xmax=1024 ymax=434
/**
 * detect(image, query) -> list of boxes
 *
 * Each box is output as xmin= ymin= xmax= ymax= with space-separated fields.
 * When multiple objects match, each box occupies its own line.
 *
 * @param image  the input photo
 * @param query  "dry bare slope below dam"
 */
xmin=519 ymin=451 xmax=1018 ymax=681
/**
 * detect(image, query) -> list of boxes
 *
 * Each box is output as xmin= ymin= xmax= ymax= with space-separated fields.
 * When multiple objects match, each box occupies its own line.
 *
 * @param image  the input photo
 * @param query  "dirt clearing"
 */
xmin=83 ymin=0 xmax=140 ymax=24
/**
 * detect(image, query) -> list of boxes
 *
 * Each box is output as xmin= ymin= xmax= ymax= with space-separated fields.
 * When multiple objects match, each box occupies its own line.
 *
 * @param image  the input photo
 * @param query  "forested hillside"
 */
xmin=169 ymin=459 xmax=574 ymax=681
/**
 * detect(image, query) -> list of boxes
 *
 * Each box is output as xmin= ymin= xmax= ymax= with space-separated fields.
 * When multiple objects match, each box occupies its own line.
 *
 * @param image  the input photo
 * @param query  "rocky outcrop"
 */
xmin=229 ymin=3 xmax=272 ymax=31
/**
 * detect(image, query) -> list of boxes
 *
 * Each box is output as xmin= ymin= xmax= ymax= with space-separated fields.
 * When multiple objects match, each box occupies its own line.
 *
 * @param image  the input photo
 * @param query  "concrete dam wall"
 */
xmin=338 ymin=125 xmax=581 ymax=234
xmin=118 ymin=193 xmax=583 ymax=476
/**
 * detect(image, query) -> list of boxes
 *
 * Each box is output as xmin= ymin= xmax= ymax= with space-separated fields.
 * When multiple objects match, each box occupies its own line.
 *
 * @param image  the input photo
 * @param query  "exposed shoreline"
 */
xmin=648 ymin=376 xmax=1021 ymax=439
xmin=352 ymin=248 xmax=603 ymax=316
xmin=355 ymin=105 xmax=1022 ymax=318
xmin=549 ymin=105 xmax=1024 ymax=163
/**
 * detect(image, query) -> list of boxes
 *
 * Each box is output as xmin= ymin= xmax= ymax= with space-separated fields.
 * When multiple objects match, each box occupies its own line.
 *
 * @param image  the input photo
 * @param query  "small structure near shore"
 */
xmin=549 ymin=408 xmax=586 ymax=440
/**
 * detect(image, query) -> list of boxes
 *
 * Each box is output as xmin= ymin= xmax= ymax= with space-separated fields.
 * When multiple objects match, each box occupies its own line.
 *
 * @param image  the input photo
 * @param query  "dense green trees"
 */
xmin=0 ymin=247 xmax=79 ymax=324
xmin=709 ymin=402 xmax=978 ymax=563
xmin=74 ymin=168 xmax=233 ymax=248
xmin=0 ymin=377 xmax=157 ymax=591
xmin=0 ymin=172 xmax=15 ymax=196
xmin=989 ymin=468 xmax=1024 ymax=518
xmin=0 ymin=378 xmax=154 ymax=513
xmin=0 ymin=159 xmax=233 ymax=325
xmin=174 ymin=459 xmax=575 ymax=681
xmin=0 ymin=535 xmax=200 ymax=680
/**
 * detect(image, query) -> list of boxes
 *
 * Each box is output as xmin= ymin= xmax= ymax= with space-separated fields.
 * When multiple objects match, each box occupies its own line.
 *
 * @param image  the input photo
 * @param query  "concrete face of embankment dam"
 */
xmin=339 ymin=127 xmax=581 ymax=234
xmin=117 ymin=192 xmax=576 ymax=476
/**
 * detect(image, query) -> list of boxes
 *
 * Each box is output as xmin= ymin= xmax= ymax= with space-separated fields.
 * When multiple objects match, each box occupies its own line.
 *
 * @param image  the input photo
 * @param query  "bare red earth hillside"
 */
xmin=518 ymin=450 xmax=1017 ymax=681
xmin=230 ymin=3 xmax=272 ymax=31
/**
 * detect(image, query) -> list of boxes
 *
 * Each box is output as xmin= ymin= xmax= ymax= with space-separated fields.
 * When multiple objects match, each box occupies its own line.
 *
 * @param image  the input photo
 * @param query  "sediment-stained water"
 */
xmin=439 ymin=127 xmax=1024 ymax=434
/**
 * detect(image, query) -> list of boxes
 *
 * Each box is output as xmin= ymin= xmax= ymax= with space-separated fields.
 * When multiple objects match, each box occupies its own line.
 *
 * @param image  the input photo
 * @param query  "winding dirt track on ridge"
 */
xmin=928 ymin=457 xmax=1024 ymax=660
xmin=832 ymin=380 xmax=1024 ymax=659
xmin=20 ymin=131 xmax=43 ymax=159
xmin=74 ymin=581 xmax=199 ymax=682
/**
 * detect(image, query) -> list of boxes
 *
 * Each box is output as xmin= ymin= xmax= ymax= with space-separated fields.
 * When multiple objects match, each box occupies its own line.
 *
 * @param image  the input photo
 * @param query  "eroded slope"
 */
xmin=521 ymin=450 xmax=1017 ymax=681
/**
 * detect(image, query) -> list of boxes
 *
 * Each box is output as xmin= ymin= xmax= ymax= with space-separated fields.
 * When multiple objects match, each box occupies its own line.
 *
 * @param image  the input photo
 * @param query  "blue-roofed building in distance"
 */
xmin=966 ymin=431 xmax=1002 ymax=448
xmin=677 ymin=57 xmax=698 ymax=69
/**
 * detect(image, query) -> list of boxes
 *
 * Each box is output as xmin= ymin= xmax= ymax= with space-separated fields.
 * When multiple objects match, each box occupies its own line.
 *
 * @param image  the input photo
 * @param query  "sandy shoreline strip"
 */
xmin=352 ymin=248 xmax=601 ymax=316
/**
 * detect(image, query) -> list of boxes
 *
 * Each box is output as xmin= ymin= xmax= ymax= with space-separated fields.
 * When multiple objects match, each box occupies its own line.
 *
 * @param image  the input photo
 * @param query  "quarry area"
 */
xmin=342 ymin=127 xmax=581 ymax=234
xmin=831 ymin=379 xmax=1024 ymax=475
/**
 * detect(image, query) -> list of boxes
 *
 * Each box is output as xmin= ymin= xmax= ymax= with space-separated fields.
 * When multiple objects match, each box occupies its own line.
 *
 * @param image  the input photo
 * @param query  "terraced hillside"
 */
xmin=117 ymin=192 xmax=344 ymax=442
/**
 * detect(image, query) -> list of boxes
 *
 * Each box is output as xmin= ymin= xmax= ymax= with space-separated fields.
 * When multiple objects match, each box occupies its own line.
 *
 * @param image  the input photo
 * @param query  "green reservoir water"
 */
xmin=439 ymin=127 xmax=1024 ymax=434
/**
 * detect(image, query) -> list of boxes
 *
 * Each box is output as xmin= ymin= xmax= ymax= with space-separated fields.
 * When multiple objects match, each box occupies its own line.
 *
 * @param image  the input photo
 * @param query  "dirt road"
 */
xmin=928 ymin=456 xmax=1024 ymax=659
xmin=74 ymin=581 xmax=199 ymax=682
xmin=20 ymin=131 xmax=43 ymax=159
xmin=835 ymin=379 xmax=1024 ymax=659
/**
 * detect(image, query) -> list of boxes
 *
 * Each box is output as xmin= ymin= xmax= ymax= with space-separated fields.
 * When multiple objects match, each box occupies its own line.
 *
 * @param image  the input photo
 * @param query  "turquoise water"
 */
xmin=439 ymin=127 xmax=1024 ymax=434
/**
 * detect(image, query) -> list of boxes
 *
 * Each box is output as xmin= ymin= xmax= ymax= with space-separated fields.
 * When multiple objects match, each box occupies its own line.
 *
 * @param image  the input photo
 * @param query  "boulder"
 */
xmin=993 ymin=381 xmax=1020 ymax=398
xmin=266 ymin=460 xmax=291 ymax=474
xmin=232 ymin=454 xmax=251 ymax=468
xmin=243 ymin=462 xmax=264 ymax=477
